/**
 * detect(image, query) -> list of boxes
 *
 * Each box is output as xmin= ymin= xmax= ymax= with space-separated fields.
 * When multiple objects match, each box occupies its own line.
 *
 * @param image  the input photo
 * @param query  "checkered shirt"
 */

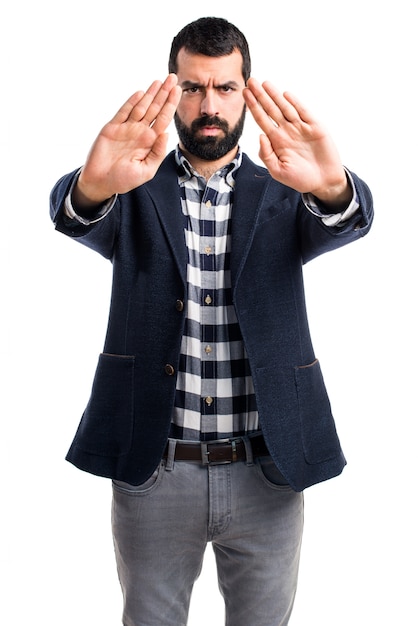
xmin=170 ymin=149 xmax=259 ymax=442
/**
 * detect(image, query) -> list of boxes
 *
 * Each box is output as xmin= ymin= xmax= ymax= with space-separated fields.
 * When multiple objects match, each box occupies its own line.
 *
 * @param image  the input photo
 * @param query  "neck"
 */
xmin=180 ymin=144 xmax=239 ymax=180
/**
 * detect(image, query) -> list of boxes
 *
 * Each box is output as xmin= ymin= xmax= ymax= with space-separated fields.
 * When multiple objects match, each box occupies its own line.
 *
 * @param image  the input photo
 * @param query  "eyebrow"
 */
xmin=180 ymin=80 xmax=242 ymax=89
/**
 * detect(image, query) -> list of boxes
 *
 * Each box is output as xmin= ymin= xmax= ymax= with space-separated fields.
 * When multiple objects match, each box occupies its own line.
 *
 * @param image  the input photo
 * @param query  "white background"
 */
xmin=3 ymin=1 xmax=417 ymax=624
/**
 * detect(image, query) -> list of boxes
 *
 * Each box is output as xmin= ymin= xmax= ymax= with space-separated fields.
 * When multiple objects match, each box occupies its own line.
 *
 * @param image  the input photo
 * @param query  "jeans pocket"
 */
xmin=255 ymin=456 xmax=291 ymax=489
xmin=112 ymin=463 xmax=164 ymax=496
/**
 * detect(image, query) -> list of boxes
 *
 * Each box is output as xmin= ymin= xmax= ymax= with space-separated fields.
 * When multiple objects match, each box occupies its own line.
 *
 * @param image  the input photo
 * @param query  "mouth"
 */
xmin=192 ymin=116 xmax=228 ymax=137
xmin=198 ymin=126 xmax=223 ymax=137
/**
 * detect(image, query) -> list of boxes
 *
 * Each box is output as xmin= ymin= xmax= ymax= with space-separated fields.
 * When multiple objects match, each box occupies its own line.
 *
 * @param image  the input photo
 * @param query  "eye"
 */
xmin=184 ymin=86 xmax=201 ymax=94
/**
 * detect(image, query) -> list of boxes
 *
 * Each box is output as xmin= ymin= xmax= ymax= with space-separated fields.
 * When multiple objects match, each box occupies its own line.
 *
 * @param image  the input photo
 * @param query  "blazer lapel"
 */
xmin=145 ymin=154 xmax=188 ymax=288
xmin=230 ymin=155 xmax=270 ymax=290
xmin=145 ymin=152 xmax=271 ymax=292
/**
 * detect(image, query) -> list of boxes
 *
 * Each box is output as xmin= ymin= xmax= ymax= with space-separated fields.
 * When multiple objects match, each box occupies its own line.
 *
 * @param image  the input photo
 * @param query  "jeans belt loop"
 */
xmin=165 ymin=439 xmax=177 ymax=471
xmin=231 ymin=438 xmax=238 ymax=462
xmin=243 ymin=436 xmax=255 ymax=466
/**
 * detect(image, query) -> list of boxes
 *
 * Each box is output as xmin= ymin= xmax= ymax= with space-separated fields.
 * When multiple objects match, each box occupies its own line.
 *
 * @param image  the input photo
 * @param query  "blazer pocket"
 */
xmin=256 ymin=196 xmax=291 ymax=226
xmin=295 ymin=359 xmax=342 ymax=464
xmin=73 ymin=353 xmax=135 ymax=457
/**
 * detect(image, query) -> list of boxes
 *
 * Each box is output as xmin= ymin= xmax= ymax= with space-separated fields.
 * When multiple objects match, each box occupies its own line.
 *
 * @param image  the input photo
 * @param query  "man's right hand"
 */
xmin=72 ymin=74 xmax=182 ymax=210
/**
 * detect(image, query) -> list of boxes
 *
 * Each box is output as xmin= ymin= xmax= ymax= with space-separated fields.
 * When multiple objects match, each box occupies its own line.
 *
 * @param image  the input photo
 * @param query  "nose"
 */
xmin=200 ymin=89 xmax=219 ymax=117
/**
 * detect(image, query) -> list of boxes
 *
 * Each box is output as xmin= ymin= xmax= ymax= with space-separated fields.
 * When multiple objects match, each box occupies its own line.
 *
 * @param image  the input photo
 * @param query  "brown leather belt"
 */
xmin=164 ymin=434 xmax=269 ymax=465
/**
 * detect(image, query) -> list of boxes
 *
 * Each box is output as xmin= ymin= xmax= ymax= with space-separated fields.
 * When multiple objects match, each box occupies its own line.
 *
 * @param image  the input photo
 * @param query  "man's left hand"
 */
xmin=243 ymin=78 xmax=351 ymax=209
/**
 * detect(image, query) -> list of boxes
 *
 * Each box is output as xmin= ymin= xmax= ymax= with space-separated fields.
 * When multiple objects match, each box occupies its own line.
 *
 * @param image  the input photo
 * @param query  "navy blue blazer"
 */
xmin=50 ymin=151 xmax=373 ymax=491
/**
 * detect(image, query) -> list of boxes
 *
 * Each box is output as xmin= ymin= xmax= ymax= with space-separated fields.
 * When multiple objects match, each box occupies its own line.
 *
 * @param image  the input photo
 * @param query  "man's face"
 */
xmin=174 ymin=48 xmax=247 ymax=162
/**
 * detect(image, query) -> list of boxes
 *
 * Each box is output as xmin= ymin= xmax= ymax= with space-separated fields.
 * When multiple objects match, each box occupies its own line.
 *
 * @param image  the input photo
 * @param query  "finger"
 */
xmin=150 ymin=84 xmax=182 ymax=136
xmin=128 ymin=74 xmax=178 ymax=126
xmin=281 ymin=91 xmax=316 ymax=125
xmin=244 ymin=78 xmax=286 ymax=135
xmin=258 ymin=133 xmax=278 ymax=169
xmin=244 ymin=81 xmax=279 ymax=135
xmin=262 ymin=81 xmax=300 ymax=123
xmin=245 ymin=78 xmax=300 ymax=127
xmin=128 ymin=79 xmax=165 ymax=122
xmin=110 ymin=90 xmax=146 ymax=124
xmin=111 ymin=79 xmax=170 ymax=126
xmin=141 ymin=74 xmax=180 ymax=127
xmin=146 ymin=132 xmax=170 ymax=164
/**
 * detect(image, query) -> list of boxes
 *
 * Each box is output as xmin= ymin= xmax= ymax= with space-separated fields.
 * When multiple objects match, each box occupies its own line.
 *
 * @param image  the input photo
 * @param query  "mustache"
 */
xmin=191 ymin=116 xmax=229 ymax=133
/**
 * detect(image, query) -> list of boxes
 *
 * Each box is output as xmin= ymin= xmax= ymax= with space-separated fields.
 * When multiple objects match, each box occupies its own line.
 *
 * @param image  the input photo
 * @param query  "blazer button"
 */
xmin=164 ymin=364 xmax=175 ymax=376
xmin=175 ymin=299 xmax=184 ymax=312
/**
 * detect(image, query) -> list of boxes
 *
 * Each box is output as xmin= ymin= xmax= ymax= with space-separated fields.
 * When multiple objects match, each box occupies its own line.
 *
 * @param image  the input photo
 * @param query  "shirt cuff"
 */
xmin=302 ymin=168 xmax=360 ymax=227
xmin=64 ymin=169 xmax=117 ymax=225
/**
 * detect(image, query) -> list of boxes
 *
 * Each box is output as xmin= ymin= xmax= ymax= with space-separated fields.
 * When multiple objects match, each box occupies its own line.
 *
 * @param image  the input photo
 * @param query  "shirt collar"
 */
xmin=175 ymin=146 xmax=242 ymax=188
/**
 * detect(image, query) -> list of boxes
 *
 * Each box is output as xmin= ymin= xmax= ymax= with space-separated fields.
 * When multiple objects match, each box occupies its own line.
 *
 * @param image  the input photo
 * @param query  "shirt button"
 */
xmin=175 ymin=299 xmax=184 ymax=312
xmin=204 ymin=245 xmax=212 ymax=255
xmin=205 ymin=294 xmax=212 ymax=305
xmin=164 ymin=364 xmax=175 ymax=376
xmin=205 ymin=345 xmax=212 ymax=354
xmin=205 ymin=200 xmax=212 ymax=208
xmin=205 ymin=396 xmax=214 ymax=406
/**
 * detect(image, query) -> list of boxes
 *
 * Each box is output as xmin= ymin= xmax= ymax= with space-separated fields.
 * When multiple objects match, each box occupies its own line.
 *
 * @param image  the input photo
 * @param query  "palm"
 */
xmin=87 ymin=120 xmax=167 ymax=193
xmin=78 ymin=75 xmax=181 ymax=204
xmin=243 ymin=79 xmax=347 ymax=200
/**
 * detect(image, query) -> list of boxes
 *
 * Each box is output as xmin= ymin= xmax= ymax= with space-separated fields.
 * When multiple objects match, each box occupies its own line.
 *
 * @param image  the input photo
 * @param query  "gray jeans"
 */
xmin=111 ymin=441 xmax=304 ymax=626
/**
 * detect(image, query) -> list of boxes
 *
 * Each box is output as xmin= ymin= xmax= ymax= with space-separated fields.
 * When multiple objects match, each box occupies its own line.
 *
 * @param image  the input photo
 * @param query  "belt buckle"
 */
xmin=200 ymin=438 xmax=239 ymax=465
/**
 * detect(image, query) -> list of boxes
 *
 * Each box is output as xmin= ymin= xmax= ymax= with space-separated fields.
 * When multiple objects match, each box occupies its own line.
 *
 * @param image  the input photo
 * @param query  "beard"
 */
xmin=174 ymin=106 xmax=246 ymax=161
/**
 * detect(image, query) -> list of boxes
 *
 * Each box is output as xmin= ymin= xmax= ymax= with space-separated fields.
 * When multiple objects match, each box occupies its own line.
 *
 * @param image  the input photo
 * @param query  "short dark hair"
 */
xmin=168 ymin=17 xmax=251 ymax=82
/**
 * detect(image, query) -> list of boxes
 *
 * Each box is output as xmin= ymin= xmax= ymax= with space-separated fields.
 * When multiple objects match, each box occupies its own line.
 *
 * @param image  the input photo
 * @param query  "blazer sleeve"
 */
xmin=297 ymin=169 xmax=374 ymax=264
xmin=49 ymin=169 xmax=120 ymax=260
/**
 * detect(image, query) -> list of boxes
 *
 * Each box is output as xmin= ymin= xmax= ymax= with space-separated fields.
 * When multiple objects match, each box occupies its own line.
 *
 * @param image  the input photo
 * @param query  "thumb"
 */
xmin=147 ymin=133 xmax=170 ymax=164
xmin=258 ymin=134 xmax=279 ymax=171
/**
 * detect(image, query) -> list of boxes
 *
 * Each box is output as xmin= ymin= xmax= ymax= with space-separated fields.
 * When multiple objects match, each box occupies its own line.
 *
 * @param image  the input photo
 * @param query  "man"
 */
xmin=50 ymin=17 xmax=373 ymax=626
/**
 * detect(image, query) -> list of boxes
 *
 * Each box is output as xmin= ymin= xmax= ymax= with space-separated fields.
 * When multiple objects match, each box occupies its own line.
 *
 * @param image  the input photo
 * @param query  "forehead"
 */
xmin=176 ymin=48 xmax=245 ymax=84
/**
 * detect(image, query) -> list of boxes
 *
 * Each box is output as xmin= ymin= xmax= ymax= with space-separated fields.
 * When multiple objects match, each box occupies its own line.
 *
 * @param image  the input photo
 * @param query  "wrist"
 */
xmin=73 ymin=171 xmax=112 ymax=211
xmin=311 ymin=171 xmax=352 ymax=212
